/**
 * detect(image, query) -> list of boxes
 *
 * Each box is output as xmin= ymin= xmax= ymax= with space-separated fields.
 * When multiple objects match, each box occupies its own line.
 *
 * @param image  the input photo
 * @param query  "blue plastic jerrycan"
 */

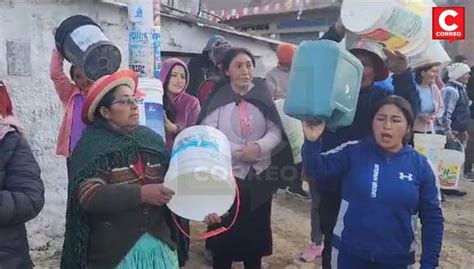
xmin=283 ymin=39 xmax=363 ymax=128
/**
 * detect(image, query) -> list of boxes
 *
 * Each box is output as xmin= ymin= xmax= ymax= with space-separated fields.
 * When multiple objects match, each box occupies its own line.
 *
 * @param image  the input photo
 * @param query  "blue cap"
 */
xmin=203 ymin=35 xmax=226 ymax=52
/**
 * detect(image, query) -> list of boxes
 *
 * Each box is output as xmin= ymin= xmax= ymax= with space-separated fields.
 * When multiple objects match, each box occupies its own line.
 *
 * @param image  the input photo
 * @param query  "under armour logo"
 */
xmin=399 ymin=173 xmax=414 ymax=182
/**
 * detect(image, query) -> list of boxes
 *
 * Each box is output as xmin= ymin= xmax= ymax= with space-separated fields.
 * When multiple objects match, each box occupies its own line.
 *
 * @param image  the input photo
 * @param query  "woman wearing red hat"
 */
xmin=265 ymin=42 xmax=296 ymax=100
xmin=60 ymin=70 xmax=220 ymax=269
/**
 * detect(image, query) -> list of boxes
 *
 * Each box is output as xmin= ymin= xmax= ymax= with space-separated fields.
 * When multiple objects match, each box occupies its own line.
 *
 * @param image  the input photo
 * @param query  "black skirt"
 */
xmin=206 ymin=168 xmax=273 ymax=261
xmin=176 ymin=217 xmax=190 ymax=266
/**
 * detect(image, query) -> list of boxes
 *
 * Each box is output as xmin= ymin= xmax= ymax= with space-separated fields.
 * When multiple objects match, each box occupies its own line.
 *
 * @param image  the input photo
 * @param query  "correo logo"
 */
xmin=432 ymin=7 xmax=465 ymax=43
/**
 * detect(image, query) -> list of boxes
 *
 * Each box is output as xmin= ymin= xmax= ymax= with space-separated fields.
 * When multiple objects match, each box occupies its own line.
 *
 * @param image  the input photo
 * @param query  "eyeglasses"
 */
xmin=111 ymin=96 xmax=141 ymax=106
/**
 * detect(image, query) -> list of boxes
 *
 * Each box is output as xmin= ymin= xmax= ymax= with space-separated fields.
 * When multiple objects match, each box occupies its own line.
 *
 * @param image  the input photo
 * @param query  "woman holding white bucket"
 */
xmin=412 ymin=60 xmax=444 ymax=133
xmin=60 ymin=70 xmax=220 ymax=269
xmin=159 ymin=58 xmax=201 ymax=267
xmin=198 ymin=48 xmax=295 ymax=269
xmin=440 ymin=62 xmax=471 ymax=196
xmin=302 ymin=96 xmax=443 ymax=269
xmin=159 ymin=58 xmax=201 ymax=152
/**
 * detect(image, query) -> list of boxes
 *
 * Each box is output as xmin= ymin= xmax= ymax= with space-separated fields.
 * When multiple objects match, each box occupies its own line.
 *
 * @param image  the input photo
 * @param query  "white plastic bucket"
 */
xmin=437 ymin=149 xmax=464 ymax=189
xmin=414 ymin=133 xmax=446 ymax=163
xmin=341 ymin=0 xmax=431 ymax=56
xmin=405 ymin=1 xmax=439 ymax=59
xmin=414 ymin=133 xmax=446 ymax=151
xmin=275 ymin=99 xmax=304 ymax=164
xmin=137 ymin=78 xmax=165 ymax=138
xmin=164 ymin=126 xmax=236 ymax=221
xmin=409 ymin=40 xmax=451 ymax=69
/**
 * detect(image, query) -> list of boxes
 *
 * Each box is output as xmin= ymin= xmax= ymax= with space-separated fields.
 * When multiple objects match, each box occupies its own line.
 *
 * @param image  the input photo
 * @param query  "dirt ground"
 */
xmin=34 ymin=181 xmax=474 ymax=269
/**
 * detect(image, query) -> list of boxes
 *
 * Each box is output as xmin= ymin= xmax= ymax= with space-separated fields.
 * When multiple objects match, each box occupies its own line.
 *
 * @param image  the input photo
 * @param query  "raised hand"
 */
xmin=303 ymin=120 xmax=326 ymax=142
xmin=335 ymin=17 xmax=347 ymax=35
xmin=384 ymin=49 xmax=408 ymax=75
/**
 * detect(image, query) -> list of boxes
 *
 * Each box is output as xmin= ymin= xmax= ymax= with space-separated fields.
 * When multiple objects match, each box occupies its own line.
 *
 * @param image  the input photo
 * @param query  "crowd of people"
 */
xmin=4 ymin=16 xmax=474 ymax=269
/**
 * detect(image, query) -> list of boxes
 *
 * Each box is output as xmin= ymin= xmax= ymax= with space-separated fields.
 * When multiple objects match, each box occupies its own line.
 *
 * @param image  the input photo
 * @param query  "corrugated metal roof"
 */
xmin=161 ymin=13 xmax=282 ymax=45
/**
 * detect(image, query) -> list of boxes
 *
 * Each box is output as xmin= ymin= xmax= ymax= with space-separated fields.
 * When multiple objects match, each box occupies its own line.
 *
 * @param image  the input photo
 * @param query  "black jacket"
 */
xmin=466 ymin=71 xmax=474 ymax=117
xmin=0 ymin=130 xmax=44 ymax=269
xmin=186 ymin=53 xmax=218 ymax=97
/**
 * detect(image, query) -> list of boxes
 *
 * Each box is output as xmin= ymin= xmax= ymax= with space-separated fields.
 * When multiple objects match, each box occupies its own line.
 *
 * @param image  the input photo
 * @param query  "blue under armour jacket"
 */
xmin=318 ymin=25 xmax=420 ymax=193
xmin=303 ymin=138 xmax=443 ymax=268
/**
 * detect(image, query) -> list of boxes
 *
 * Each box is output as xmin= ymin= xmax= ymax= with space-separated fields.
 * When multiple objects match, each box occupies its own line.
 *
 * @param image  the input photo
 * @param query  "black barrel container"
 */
xmin=55 ymin=15 xmax=122 ymax=81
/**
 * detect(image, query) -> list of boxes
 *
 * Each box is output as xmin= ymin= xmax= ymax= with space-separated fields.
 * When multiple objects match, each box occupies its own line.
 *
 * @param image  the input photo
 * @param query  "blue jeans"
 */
xmin=308 ymin=178 xmax=324 ymax=244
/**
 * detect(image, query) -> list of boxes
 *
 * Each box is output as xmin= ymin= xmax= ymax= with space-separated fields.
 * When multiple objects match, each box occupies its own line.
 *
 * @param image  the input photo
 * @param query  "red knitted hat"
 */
xmin=276 ymin=43 xmax=296 ymax=65
xmin=0 ymin=81 xmax=13 ymax=117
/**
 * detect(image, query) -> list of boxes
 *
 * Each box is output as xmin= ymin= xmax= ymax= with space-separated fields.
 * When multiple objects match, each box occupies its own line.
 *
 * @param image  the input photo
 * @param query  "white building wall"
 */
xmin=0 ymin=0 xmax=129 ymax=260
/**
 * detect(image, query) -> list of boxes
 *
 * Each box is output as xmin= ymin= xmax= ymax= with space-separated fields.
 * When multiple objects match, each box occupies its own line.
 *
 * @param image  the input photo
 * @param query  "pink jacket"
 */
xmin=50 ymin=49 xmax=83 ymax=158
